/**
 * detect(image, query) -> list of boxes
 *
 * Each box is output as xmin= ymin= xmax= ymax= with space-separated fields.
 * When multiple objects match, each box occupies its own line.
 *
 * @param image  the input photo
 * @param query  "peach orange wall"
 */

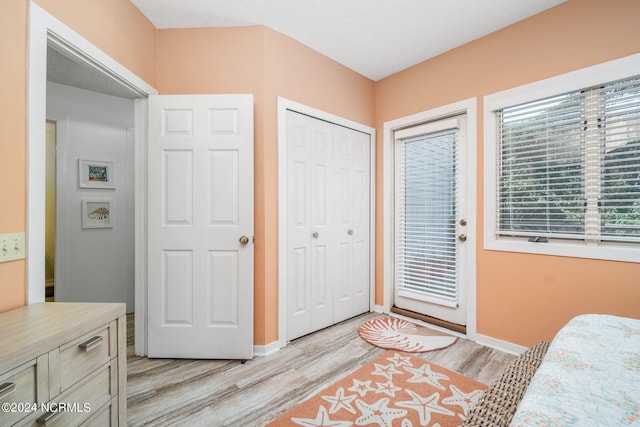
xmin=0 ymin=0 xmax=155 ymax=313
xmin=157 ymin=26 xmax=268 ymax=344
xmin=157 ymin=26 xmax=374 ymax=345
xmin=262 ymin=28 xmax=375 ymax=344
xmin=34 ymin=0 xmax=157 ymax=86
xmin=374 ymin=0 xmax=640 ymax=346
xmin=262 ymin=28 xmax=375 ymax=127
xmin=0 ymin=0 xmax=28 ymax=312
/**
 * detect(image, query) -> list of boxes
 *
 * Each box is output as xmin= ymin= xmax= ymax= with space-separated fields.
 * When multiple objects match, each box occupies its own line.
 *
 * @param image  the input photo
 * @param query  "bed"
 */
xmin=462 ymin=314 xmax=640 ymax=426
xmin=510 ymin=314 xmax=640 ymax=426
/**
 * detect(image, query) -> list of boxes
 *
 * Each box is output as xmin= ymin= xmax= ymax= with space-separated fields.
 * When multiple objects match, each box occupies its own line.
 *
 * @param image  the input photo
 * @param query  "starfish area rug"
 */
xmin=265 ymin=350 xmax=487 ymax=427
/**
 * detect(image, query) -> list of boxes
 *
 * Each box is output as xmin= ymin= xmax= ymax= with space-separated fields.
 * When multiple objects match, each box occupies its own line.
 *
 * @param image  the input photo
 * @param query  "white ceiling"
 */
xmin=47 ymin=46 xmax=142 ymax=99
xmin=47 ymin=0 xmax=566 ymax=98
xmin=131 ymin=0 xmax=566 ymax=81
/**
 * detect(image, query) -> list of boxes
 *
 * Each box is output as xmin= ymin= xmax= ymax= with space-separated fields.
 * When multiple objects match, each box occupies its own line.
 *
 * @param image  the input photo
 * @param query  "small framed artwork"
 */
xmin=82 ymin=200 xmax=113 ymax=229
xmin=79 ymin=159 xmax=115 ymax=189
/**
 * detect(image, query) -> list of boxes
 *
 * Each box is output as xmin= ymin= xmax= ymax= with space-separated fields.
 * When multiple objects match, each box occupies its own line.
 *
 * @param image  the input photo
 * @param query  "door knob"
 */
xmin=459 ymin=219 xmax=467 ymax=226
xmin=458 ymin=234 xmax=467 ymax=242
xmin=239 ymin=236 xmax=249 ymax=245
xmin=348 ymin=229 xmax=353 ymax=235
xmin=312 ymin=232 xmax=319 ymax=239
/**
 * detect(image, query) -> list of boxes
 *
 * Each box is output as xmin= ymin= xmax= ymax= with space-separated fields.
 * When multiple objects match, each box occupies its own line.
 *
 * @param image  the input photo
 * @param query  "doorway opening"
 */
xmin=46 ymin=72 xmax=136 ymax=312
xmin=383 ymin=98 xmax=478 ymax=338
xmin=28 ymin=3 xmax=157 ymax=355
xmin=392 ymin=114 xmax=468 ymax=330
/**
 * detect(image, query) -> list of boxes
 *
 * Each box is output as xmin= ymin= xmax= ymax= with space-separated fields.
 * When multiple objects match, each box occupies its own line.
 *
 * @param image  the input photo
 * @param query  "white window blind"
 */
xmin=496 ymin=75 xmax=640 ymax=243
xmin=395 ymin=125 xmax=459 ymax=306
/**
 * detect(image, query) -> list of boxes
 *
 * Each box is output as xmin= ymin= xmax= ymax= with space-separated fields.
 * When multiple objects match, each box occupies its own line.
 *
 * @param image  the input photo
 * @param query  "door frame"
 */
xmin=382 ymin=98 xmax=478 ymax=340
xmin=277 ymin=97 xmax=376 ymax=350
xmin=27 ymin=3 xmax=157 ymax=355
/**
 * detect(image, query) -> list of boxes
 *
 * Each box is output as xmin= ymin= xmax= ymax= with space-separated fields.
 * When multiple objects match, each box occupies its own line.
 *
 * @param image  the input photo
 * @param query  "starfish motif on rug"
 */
xmin=355 ymin=398 xmax=407 ymax=427
xmin=291 ymin=405 xmax=354 ymax=427
xmin=404 ymin=363 xmax=450 ymax=390
xmin=348 ymin=379 xmax=375 ymax=397
xmin=371 ymin=362 xmax=404 ymax=381
xmin=374 ymin=380 xmax=402 ymax=397
xmin=321 ymin=387 xmax=358 ymax=415
xmin=396 ymin=389 xmax=454 ymax=425
xmin=387 ymin=352 xmax=414 ymax=368
xmin=441 ymin=384 xmax=485 ymax=415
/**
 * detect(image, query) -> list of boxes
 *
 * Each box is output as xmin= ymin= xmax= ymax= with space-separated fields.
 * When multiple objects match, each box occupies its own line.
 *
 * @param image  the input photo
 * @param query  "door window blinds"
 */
xmin=395 ymin=126 xmax=458 ymax=306
xmin=496 ymin=75 xmax=640 ymax=243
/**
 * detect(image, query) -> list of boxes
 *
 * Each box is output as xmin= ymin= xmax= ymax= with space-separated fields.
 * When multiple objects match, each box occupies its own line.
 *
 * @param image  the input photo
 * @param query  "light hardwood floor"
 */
xmin=126 ymin=313 xmax=516 ymax=426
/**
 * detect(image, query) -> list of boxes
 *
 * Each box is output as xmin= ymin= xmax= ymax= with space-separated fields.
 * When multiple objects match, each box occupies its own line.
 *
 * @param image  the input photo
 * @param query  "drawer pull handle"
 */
xmin=79 ymin=335 xmax=103 ymax=352
xmin=0 ymin=382 xmax=16 ymax=399
xmin=37 ymin=410 xmax=62 ymax=424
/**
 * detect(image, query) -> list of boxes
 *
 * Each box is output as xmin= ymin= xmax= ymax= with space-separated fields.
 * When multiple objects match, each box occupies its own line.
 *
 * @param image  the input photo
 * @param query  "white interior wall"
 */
xmin=47 ymin=82 xmax=135 ymax=312
xmin=45 ymin=121 xmax=56 ymax=281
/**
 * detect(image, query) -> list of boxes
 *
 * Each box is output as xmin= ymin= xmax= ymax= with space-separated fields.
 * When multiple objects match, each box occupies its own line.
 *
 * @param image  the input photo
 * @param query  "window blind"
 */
xmin=496 ymin=75 xmax=640 ymax=243
xmin=396 ymin=128 xmax=458 ymax=306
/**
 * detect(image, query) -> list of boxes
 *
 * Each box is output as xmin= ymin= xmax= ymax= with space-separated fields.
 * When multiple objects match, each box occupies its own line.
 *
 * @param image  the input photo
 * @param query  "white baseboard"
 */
xmin=372 ymin=305 xmax=387 ymax=314
xmin=253 ymin=341 xmax=282 ymax=357
xmin=372 ymin=306 xmax=526 ymax=355
xmin=254 ymin=313 xmax=526 ymax=357
xmin=474 ymin=333 xmax=527 ymax=355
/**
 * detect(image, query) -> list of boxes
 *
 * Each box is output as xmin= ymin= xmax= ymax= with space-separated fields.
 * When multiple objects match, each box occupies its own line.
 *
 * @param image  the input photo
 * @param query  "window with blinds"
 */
xmin=395 ymin=124 xmax=459 ymax=307
xmin=496 ymin=75 xmax=640 ymax=244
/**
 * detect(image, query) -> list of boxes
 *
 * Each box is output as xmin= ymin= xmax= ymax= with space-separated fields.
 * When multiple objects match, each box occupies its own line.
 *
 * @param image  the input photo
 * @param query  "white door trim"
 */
xmin=28 ymin=2 xmax=157 ymax=355
xmin=382 ymin=98 xmax=478 ymax=340
xmin=133 ymin=99 xmax=149 ymax=356
xmin=277 ymin=97 xmax=376 ymax=350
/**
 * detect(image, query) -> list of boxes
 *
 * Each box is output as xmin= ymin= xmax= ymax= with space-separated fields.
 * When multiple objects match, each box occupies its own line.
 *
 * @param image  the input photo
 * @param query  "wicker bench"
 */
xmin=462 ymin=341 xmax=550 ymax=427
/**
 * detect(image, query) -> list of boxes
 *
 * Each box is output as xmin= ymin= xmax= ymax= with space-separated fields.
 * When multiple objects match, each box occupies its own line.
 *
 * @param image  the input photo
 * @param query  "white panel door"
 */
xmin=333 ymin=125 xmax=371 ymax=322
xmin=147 ymin=94 xmax=254 ymax=359
xmin=286 ymin=110 xmax=371 ymax=341
xmin=286 ymin=111 xmax=334 ymax=340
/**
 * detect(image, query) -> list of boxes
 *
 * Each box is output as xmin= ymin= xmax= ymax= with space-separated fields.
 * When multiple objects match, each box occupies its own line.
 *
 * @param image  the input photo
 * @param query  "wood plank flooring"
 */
xmin=126 ymin=313 xmax=516 ymax=426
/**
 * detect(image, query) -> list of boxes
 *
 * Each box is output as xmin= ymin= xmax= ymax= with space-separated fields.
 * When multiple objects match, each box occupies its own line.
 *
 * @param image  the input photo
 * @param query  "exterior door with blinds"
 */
xmin=394 ymin=115 xmax=467 ymax=326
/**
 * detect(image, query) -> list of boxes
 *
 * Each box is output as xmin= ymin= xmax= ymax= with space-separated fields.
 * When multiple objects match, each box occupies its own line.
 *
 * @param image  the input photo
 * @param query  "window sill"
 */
xmin=484 ymin=237 xmax=640 ymax=263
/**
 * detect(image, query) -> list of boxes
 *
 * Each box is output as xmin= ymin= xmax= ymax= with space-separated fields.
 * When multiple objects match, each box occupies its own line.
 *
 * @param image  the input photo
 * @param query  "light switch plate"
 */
xmin=0 ymin=232 xmax=26 ymax=262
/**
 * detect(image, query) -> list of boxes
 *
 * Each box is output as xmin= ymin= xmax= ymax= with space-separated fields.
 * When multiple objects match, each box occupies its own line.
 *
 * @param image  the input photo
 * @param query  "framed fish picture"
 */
xmin=82 ymin=200 xmax=113 ymax=228
xmin=79 ymin=159 xmax=115 ymax=189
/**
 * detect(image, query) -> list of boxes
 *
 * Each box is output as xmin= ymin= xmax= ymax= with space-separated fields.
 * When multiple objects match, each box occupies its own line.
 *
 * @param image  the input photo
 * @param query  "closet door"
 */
xmin=333 ymin=125 xmax=371 ymax=322
xmin=286 ymin=111 xmax=335 ymax=340
xmin=285 ymin=110 xmax=371 ymax=341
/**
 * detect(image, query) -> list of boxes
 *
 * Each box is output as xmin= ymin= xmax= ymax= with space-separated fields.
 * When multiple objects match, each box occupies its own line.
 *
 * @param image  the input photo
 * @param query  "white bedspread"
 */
xmin=510 ymin=314 xmax=640 ymax=426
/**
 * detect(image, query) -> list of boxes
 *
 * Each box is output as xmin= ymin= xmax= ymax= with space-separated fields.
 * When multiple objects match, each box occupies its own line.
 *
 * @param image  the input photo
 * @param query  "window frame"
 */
xmin=484 ymin=53 xmax=640 ymax=263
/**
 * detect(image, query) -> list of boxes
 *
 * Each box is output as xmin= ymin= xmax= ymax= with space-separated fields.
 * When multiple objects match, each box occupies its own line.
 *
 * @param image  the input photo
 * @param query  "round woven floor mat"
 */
xmin=358 ymin=317 xmax=458 ymax=352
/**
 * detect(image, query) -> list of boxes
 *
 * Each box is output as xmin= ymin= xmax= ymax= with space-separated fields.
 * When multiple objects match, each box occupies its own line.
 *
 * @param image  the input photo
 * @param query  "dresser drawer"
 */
xmin=80 ymin=397 xmax=117 ymax=427
xmin=0 ymin=356 xmax=47 ymax=426
xmin=0 ymin=303 xmax=125 ymax=426
xmin=20 ymin=361 xmax=115 ymax=427
xmin=57 ymin=322 xmax=115 ymax=393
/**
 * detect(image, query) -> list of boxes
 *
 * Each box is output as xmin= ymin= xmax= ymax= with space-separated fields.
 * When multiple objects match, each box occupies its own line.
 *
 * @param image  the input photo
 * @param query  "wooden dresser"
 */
xmin=0 ymin=303 xmax=126 ymax=426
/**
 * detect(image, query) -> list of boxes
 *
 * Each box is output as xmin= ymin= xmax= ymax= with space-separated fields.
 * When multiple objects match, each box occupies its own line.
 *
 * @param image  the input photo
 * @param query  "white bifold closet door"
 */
xmin=286 ymin=110 xmax=370 ymax=341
